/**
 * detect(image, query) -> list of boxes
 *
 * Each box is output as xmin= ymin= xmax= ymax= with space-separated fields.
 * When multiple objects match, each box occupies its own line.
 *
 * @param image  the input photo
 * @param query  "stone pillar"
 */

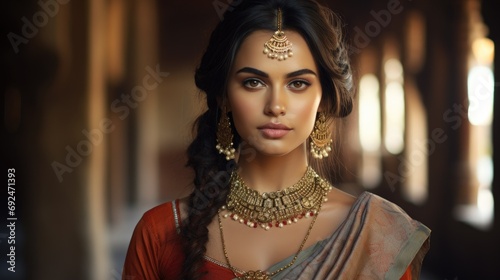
xmin=7 ymin=0 xmax=110 ymax=279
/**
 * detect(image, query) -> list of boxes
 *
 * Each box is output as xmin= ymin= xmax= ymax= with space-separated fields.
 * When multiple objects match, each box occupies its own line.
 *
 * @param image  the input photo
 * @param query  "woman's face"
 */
xmin=227 ymin=30 xmax=322 ymax=157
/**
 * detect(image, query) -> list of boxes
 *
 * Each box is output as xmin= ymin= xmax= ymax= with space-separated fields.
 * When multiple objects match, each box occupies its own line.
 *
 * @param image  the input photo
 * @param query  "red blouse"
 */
xmin=122 ymin=201 xmax=412 ymax=279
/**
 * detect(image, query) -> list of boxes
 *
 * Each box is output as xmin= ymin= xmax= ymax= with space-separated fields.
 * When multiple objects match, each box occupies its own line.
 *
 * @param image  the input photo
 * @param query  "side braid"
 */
xmin=180 ymin=110 xmax=235 ymax=280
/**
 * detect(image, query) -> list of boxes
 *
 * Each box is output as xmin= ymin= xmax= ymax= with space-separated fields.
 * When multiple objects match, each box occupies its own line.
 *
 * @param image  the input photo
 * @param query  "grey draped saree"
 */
xmin=236 ymin=192 xmax=431 ymax=280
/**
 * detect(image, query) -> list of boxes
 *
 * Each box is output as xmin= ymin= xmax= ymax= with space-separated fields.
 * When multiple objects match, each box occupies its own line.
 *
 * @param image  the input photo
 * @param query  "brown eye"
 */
xmin=243 ymin=79 xmax=265 ymax=88
xmin=249 ymin=80 xmax=260 ymax=87
xmin=288 ymin=80 xmax=310 ymax=90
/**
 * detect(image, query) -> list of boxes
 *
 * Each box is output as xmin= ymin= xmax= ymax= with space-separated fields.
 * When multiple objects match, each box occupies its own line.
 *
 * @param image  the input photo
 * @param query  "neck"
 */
xmin=236 ymin=144 xmax=309 ymax=193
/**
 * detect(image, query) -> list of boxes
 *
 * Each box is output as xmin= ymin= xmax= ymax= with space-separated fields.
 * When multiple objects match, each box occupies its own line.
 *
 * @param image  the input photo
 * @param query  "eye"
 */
xmin=243 ymin=78 xmax=266 ymax=89
xmin=288 ymin=80 xmax=311 ymax=90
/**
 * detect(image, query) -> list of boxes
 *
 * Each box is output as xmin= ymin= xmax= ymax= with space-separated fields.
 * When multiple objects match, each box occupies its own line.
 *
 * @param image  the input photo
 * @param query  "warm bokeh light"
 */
xmin=472 ymin=37 xmax=495 ymax=65
xmin=384 ymin=81 xmax=405 ymax=154
xmin=383 ymin=59 xmax=405 ymax=155
xmin=467 ymin=65 xmax=495 ymax=126
xmin=456 ymin=37 xmax=496 ymax=230
xmin=384 ymin=58 xmax=404 ymax=82
xmin=359 ymin=74 xmax=381 ymax=152
xmin=359 ymin=74 xmax=382 ymax=188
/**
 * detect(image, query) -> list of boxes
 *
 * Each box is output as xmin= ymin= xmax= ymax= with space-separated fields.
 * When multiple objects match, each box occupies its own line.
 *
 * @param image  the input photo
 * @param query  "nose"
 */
xmin=264 ymin=86 xmax=287 ymax=116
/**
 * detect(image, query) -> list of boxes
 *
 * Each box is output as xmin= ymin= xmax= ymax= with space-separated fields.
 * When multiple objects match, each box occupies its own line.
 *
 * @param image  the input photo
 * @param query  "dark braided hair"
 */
xmin=181 ymin=0 xmax=354 ymax=279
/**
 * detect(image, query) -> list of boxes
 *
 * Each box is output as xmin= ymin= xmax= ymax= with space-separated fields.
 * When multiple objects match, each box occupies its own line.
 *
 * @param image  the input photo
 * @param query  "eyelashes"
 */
xmin=288 ymin=80 xmax=311 ymax=90
xmin=242 ymin=78 xmax=311 ymax=91
xmin=243 ymin=78 xmax=265 ymax=89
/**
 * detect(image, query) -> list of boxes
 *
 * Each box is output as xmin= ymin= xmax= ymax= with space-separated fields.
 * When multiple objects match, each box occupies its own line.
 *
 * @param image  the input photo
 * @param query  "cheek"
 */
xmin=231 ymin=104 xmax=251 ymax=130
xmin=228 ymin=92 xmax=257 ymax=136
xmin=301 ymin=106 xmax=320 ymax=134
xmin=292 ymin=94 xmax=322 ymax=129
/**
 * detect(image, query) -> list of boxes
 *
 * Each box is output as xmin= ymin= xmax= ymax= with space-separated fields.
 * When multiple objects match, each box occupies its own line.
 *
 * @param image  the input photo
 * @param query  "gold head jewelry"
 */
xmin=216 ymin=107 xmax=236 ymax=160
xmin=310 ymin=112 xmax=333 ymax=159
xmin=220 ymin=166 xmax=332 ymax=230
xmin=263 ymin=8 xmax=293 ymax=61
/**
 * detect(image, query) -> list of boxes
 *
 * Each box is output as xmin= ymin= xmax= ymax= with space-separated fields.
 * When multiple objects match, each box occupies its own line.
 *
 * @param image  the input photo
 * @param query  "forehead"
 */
xmin=231 ymin=30 xmax=318 ymax=75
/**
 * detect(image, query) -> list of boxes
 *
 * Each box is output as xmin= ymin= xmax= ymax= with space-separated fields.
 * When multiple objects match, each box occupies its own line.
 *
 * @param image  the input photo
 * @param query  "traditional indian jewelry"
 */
xmin=263 ymin=8 xmax=293 ymax=61
xmin=220 ymin=166 xmax=332 ymax=230
xmin=216 ymin=107 xmax=236 ymax=161
xmin=309 ymin=112 xmax=333 ymax=159
xmin=217 ymin=181 xmax=324 ymax=280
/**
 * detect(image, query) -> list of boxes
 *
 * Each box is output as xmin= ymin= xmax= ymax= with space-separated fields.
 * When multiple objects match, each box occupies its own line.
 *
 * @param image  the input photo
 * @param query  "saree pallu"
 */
xmin=256 ymin=192 xmax=431 ymax=280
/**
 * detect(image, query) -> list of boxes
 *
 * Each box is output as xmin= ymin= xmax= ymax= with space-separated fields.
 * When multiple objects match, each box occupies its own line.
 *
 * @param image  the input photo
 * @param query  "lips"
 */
xmin=258 ymin=123 xmax=292 ymax=139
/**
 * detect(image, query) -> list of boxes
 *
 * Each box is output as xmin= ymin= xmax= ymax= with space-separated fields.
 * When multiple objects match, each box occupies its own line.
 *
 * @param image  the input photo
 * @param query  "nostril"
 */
xmin=265 ymin=104 xmax=286 ymax=116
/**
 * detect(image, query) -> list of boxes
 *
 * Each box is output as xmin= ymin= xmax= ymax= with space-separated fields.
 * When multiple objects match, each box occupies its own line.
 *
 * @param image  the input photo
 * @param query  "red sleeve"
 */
xmin=122 ymin=213 xmax=162 ymax=280
xmin=400 ymin=266 xmax=412 ymax=280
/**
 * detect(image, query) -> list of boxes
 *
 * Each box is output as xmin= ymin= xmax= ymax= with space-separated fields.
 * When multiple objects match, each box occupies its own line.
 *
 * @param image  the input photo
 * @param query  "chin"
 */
xmin=260 ymin=151 xmax=290 ymax=157
xmin=255 ymin=145 xmax=299 ymax=158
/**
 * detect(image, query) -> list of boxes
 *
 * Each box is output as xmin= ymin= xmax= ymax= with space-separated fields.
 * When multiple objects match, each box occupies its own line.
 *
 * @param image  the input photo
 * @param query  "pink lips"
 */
xmin=258 ymin=123 xmax=292 ymax=139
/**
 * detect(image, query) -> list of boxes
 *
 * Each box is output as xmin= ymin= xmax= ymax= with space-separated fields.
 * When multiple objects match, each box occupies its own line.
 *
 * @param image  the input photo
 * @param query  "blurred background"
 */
xmin=1 ymin=0 xmax=499 ymax=279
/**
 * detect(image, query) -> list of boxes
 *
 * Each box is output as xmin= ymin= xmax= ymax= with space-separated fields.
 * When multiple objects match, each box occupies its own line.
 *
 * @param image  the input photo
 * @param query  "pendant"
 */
xmin=240 ymin=270 xmax=270 ymax=280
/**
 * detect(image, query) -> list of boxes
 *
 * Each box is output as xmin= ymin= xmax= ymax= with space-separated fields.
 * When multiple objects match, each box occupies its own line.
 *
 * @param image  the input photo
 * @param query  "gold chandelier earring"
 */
xmin=309 ymin=112 xmax=332 ymax=159
xmin=216 ymin=107 xmax=236 ymax=161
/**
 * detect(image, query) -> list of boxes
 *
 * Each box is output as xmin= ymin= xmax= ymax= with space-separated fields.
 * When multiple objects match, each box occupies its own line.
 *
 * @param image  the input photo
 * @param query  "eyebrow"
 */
xmin=286 ymin=69 xmax=317 ymax=78
xmin=235 ymin=67 xmax=317 ymax=78
xmin=236 ymin=67 xmax=268 ymax=77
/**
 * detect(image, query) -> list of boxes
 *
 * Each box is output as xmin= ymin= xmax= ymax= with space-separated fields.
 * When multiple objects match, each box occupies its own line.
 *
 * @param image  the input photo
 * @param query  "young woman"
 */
xmin=123 ymin=0 xmax=431 ymax=279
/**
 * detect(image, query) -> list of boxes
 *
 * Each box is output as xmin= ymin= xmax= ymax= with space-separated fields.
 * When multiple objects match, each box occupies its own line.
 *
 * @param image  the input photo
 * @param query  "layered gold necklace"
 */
xmin=217 ymin=167 xmax=332 ymax=279
xmin=220 ymin=166 xmax=332 ymax=230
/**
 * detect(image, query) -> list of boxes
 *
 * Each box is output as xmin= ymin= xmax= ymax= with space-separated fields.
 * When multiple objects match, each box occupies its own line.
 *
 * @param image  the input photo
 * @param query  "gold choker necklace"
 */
xmin=220 ymin=166 xmax=332 ymax=230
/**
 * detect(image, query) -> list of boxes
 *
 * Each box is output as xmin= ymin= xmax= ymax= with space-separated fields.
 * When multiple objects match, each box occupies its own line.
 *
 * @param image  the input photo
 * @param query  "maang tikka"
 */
xmin=310 ymin=112 xmax=333 ymax=159
xmin=216 ymin=107 xmax=236 ymax=161
xmin=263 ymin=8 xmax=293 ymax=61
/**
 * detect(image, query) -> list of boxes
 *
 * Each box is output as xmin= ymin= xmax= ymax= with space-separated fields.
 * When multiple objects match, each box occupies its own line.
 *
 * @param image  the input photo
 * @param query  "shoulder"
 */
xmin=124 ymin=200 xmax=186 ymax=279
xmin=141 ymin=201 xmax=176 ymax=224
xmin=314 ymin=187 xmax=356 ymax=237
xmin=357 ymin=192 xmax=431 ymax=247
xmin=321 ymin=187 xmax=357 ymax=215
xmin=358 ymin=192 xmax=431 ymax=278
xmin=362 ymin=192 xmax=420 ymax=225
xmin=135 ymin=200 xmax=182 ymax=243
xmin=323 ymin=190 xmax=430 ymax=240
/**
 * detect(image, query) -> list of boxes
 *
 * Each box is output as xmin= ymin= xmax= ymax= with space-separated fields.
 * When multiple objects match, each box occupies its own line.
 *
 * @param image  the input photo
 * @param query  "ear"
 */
xmin=317 ymin=96 xmax=326 ymax=113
